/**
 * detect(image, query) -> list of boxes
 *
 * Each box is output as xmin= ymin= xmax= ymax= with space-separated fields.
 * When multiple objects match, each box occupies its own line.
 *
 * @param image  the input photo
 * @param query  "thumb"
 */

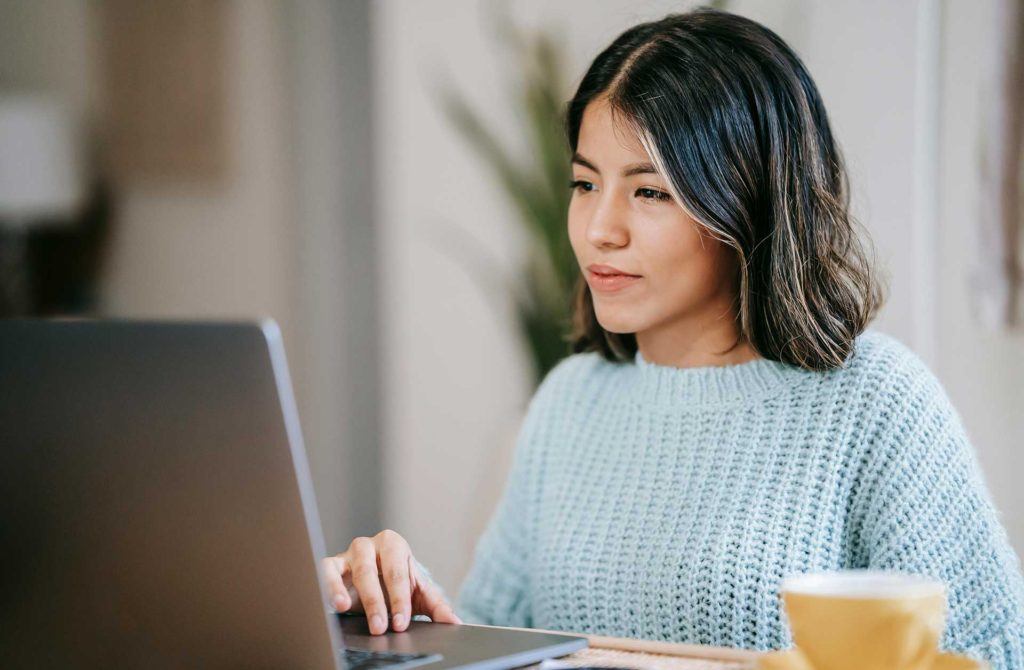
xmin=410 ymin=561 xmax=462 ymax=624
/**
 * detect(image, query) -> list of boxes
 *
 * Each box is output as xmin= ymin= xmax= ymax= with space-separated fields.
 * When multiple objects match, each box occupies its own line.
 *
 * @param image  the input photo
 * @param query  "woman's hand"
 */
xmin=321 ymin=529 xmax=463 ymax=635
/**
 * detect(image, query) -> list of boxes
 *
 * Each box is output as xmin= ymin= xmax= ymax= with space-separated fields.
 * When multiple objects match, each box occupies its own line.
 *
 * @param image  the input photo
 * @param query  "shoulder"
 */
xmin=843 ymin=330 xmax=969 ymax=462
xmin=844 ymin=329 xmax=928 ymax=377
xmin=805 ymin=329 xmax=968 ymax=460
xmin=843 ymin=335 xmax=984 ymax=543
xmin=838 ymin=329 xmax=946 ymax=405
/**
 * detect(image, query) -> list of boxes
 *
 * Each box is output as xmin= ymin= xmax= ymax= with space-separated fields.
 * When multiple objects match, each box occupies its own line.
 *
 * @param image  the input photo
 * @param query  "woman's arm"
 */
xmin=857 ymin=361 xmax=1024 ymax=670
xmin=453 ymin=393 xmax=546 ymax=626
xmin=452 ymin=354 xmax=584 ymax=626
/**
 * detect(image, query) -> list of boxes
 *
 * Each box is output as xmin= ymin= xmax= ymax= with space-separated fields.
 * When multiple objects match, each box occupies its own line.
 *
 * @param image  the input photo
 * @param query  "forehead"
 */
xmin=577 ymin=97 xmax=649 ymax=162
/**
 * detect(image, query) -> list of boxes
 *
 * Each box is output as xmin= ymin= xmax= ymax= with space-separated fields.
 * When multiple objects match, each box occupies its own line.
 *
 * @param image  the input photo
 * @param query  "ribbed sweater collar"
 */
xmin=631 ymin=348 xmax=811 ymax=407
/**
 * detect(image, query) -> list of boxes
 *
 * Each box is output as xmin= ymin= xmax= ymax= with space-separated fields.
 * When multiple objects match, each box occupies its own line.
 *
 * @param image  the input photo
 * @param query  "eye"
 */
xmin=636 ymin=187 xmax=671 ymax=202
xmin=568 ymin=179 xmax=594 ymax=194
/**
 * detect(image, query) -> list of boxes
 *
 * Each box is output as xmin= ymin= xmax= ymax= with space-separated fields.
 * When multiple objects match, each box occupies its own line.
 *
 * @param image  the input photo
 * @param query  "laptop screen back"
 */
xmin=0 ymin=319 xmax=341 ymax=669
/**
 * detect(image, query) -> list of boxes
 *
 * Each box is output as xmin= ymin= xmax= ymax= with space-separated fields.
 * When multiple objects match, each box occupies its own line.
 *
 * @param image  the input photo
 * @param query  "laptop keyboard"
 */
xmin=340 ymin=646 xmax=441 ymax=670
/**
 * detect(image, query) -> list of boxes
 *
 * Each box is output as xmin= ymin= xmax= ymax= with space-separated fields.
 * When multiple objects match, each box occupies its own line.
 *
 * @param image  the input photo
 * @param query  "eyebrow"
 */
xmin=571 ymin=152 xmax=659 ymax=177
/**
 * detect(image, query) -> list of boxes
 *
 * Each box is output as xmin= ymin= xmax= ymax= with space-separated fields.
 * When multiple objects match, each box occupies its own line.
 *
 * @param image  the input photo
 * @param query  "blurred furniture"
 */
xmin=98 ymin=0 xmax=227 ymax=183
xmin=0 ymin=96 xmax=83 ymax=315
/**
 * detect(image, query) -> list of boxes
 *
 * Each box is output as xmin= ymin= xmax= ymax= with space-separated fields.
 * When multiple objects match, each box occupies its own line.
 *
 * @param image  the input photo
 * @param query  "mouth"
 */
xmin=586 ymin=269 xmax=643 ymax=293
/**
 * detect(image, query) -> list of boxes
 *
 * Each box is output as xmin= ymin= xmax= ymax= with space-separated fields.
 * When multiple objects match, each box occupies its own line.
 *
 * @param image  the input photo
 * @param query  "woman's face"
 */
xmin=567 ymin=97 xmax=739 ymax=337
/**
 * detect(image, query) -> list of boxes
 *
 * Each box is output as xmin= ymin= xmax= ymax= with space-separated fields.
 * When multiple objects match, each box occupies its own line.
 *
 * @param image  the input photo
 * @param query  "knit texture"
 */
xmin=449 ymin=331 xmax=1024 ymax=669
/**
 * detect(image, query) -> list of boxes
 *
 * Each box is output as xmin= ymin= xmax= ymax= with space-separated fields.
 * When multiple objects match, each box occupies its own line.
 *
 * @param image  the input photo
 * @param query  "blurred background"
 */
xmin=0 ymin=0 xmax=1021 ymax=599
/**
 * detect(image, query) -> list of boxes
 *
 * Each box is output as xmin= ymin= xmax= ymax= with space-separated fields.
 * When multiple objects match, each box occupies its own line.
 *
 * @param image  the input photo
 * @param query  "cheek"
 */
xmin=637 ymin=217 xmax=708 ymax=280
xmin=567 ymin=205 xmax=587 ymax=257
xmin=639 ymin=220 xmax=734 ymax=303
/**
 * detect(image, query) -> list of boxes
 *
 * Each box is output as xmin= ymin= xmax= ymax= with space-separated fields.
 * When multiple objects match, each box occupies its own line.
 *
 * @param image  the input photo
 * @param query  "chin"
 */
xmin=593 ymin=307 xmax=644 ymax=334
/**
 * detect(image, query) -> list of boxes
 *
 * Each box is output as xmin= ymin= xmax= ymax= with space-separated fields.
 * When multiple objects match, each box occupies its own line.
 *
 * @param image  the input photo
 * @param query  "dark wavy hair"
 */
xmin=565 ymin=7 xmax=884 ymax=371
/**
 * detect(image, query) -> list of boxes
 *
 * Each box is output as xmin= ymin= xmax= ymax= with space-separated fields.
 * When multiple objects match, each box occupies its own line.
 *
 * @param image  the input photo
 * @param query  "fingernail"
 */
xmin=370 ymin=614 xmax=385 ymax=633
xmin=393 ymin=613 xmax=405 ymax=629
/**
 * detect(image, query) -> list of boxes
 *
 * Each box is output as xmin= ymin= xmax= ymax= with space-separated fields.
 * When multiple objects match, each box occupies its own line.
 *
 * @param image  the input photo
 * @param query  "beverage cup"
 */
xmin=778 ymin=570 xmax=947 ymax=670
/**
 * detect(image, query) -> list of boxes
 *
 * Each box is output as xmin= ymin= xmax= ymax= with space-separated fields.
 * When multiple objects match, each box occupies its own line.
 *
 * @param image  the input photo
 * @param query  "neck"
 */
xmin=635 ymin=304 xmax=759 ymax=369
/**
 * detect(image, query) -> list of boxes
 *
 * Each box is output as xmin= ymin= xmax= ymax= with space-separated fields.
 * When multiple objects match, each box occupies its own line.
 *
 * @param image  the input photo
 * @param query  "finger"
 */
xmin=321 ymin=555 xmax=351 ymax=612
xmin=411 ymin=562 xmax=462 ymax=625
xmin=378 ymin=541 xmax=412 ymax=632
xmin=350 ymin=538 xmax=389 ymax=635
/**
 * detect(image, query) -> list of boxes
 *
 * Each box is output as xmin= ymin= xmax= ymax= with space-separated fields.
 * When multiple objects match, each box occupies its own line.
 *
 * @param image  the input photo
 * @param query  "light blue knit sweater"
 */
xmin=446 ymin=331 xmax=1024 ymax=669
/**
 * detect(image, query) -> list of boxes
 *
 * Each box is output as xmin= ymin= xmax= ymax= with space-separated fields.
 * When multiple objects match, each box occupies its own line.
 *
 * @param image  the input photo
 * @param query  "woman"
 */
xmin=322 ymin=8 xmax=1024 ymax=667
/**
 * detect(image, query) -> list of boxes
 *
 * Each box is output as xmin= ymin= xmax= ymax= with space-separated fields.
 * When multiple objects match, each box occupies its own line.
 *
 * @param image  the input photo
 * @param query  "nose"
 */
xmin=585 ymin=193 xmax=629 ymax=248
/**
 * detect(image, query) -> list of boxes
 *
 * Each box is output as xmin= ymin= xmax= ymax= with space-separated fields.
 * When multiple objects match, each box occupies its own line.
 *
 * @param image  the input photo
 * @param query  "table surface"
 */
xmin=525 ymin=645 xmax=756 ymax=670
xmin=469 ymin=625 xmax=761 ymax=670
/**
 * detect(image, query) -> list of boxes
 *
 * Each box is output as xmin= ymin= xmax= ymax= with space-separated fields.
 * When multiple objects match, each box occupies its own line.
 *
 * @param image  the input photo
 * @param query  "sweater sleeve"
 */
xmin=453 ymin=395 xmax=544 ymax=626
xmin=453 ymin=355 xmax=578 ymax=626
xmin=857 ymin=357 xmax=1024 ymax=670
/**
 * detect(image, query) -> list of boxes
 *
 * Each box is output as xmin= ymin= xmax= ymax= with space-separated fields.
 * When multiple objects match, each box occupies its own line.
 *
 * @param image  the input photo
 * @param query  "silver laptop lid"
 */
xmin=0 ymin=319 xmax=342 ymax=669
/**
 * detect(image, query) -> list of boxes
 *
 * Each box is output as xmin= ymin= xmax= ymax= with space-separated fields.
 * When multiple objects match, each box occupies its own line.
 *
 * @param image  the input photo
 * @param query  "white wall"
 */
xmin=0 ymin=0 xmax=99 ymax=126
xmin=373 ymin=0 xmax=1024 ymax=598
xmin=935 ymin=0 xmax=1024 ymax=555
xmin=282 ymin=0 xmax=385 ymax=550
xmin=99 ymin=1 xmax=295 ymax=337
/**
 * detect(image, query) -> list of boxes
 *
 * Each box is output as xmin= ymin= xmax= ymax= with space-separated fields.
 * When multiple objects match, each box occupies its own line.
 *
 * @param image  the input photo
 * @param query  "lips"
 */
xmin=586 ymin=263 xmax=641 ymax=277
xmin=585 ymin=264 xmax=642 ymax=293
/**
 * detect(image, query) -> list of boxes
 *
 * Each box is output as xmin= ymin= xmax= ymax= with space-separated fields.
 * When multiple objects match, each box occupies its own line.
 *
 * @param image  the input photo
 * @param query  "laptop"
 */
xmin=0 ymin=319 xmax=587 ymax=669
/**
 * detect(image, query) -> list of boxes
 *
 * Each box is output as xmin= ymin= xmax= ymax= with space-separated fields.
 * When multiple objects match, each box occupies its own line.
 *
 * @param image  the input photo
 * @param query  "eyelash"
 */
xmin=568 ymin=179 xmax=671 ymax=203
